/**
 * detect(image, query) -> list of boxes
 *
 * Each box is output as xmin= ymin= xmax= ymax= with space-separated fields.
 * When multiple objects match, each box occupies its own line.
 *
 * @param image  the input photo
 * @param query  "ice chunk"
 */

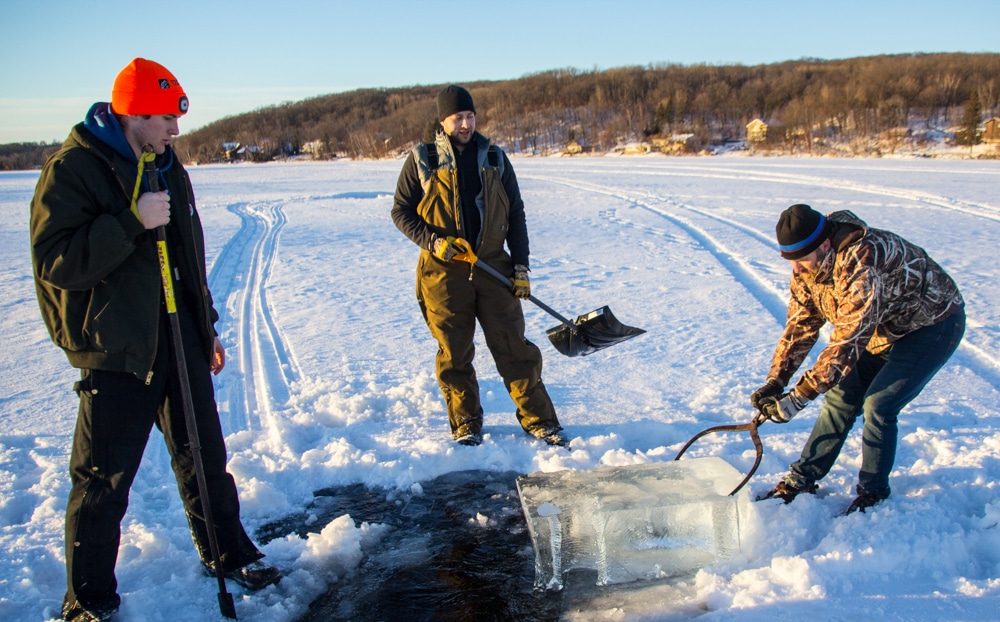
xmin=516 ymin=457 xmax=750 ymax=590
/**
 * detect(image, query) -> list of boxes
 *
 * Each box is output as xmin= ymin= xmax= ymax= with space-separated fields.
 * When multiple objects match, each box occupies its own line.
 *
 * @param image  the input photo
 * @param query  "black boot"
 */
xmin=61 ymin=594 xmax=120 ymax=622
xmin=453 ymin=425 xmax=482 ymax=446
xmin=203 ymin=559 xmax=282 ymax=590
xmin=844 ymin=490 xmax=884 ymax=515
xmin=756 ymin=480 xmax=818 ymax=504
xmin=526 ymin=424 xmax=568 ymax=447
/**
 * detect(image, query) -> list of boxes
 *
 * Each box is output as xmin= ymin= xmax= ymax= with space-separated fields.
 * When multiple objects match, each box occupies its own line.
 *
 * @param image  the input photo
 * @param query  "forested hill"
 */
xmin=4 ymin=53 xmax=999 ymax=170
xmin=172 ymin=53 xmax=998 ymax=163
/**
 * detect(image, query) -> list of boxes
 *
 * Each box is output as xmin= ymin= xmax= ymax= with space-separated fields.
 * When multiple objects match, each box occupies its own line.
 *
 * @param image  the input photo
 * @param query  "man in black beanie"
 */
xmin=751 ymin=204 xmax=965 ymax=514
xmin=391 ymin=85 xmax=565 ymax=447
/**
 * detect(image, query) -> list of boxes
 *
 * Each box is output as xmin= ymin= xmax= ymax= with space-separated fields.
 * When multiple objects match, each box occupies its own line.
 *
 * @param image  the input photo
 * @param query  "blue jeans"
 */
xmin=787 ymin=309 xmax=965 ymax=499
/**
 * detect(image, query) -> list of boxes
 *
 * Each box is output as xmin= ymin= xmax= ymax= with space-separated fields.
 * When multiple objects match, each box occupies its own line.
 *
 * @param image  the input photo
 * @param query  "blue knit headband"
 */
xmin=779 ymin=213 xmax=827 ymax=253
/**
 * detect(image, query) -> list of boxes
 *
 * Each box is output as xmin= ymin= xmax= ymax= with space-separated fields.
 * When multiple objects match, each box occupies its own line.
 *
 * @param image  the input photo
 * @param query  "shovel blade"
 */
xmin=545 ymin=306 xmax=646 ymax=357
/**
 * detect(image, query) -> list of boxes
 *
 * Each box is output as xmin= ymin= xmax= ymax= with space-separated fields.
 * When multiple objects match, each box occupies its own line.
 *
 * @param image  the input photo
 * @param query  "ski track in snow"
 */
xmin=524 ymin=168 xmax=1000 ymax=394
xmin=209 ymin=200 xmax=301 ymax=434
xmin=524 ymin=173 xmax=791 ymax=325
xmin=555 ymin=162 xmax=1000 ymax=221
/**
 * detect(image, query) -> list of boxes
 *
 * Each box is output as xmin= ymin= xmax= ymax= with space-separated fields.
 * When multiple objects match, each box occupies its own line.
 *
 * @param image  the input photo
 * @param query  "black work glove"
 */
xmin=511 ymin=264 xmax=530 ymax=299
xmin=761 ymin=391 xmax=808 ymax=423
xmin=750 ymin=379 xmax=784 ymax=411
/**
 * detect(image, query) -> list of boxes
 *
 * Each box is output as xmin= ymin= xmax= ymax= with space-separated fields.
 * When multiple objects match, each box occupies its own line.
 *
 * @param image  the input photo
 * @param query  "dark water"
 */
xmin=257 ymin=470 xmax=565 ymax=621
xmin=258 ymin=469 xmax=705 ymax=621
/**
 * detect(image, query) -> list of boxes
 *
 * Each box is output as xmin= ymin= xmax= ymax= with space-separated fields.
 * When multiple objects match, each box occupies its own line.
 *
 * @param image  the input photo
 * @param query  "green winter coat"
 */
xmin=30 ymin=122 xmax=218 ymax=381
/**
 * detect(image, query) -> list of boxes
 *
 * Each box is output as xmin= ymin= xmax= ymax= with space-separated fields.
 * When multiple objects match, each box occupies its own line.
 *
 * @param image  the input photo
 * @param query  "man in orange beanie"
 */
xmin=30 ymin=58 xmax=278 ymax=622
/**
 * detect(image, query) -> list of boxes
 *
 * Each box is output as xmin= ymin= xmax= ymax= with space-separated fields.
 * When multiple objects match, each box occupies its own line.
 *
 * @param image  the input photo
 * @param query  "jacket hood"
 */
xmin=827 ymin=210 xmax=866 ymax=252
xmin=80 ymin=102 xmax=176 ymax=180
xmin=827 ymin=209 xmax=867 ymax=230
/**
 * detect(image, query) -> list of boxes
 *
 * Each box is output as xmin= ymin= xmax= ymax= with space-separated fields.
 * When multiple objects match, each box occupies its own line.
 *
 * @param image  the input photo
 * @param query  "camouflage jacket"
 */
xmin=767 ymin=210 xmax=963 ymax=400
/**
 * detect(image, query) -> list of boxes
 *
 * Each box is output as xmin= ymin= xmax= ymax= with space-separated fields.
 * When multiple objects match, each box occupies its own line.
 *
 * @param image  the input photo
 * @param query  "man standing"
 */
xmin=30 ymin=58 xmax=279 ymax=622
xmin=752 ymin=204 xmax=965 ymax=514
xmin=392 ymin=85 xmax=565 ymax=447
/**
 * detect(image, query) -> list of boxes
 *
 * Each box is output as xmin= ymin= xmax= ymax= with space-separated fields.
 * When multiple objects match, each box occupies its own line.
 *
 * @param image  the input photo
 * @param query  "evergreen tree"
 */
xmin=958 ymin=91 xmax=981 ymax=146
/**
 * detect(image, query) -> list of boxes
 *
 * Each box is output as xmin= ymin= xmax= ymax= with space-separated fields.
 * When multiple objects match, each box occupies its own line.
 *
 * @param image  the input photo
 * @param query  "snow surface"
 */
xmin=2 ymin=155 xmax=1000 ymax=621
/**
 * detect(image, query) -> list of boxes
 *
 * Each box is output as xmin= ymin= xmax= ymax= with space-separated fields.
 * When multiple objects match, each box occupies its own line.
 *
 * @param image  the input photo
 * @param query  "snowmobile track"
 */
xmin=208 ymin=200 xmax=301 ymax=434
xmin=525 ymin=172 xmax=1000 ymax=393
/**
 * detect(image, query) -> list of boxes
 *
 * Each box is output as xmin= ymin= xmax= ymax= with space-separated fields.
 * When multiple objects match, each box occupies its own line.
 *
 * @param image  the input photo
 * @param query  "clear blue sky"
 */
xmin=2 ymin=0 xmax=998 ymax=144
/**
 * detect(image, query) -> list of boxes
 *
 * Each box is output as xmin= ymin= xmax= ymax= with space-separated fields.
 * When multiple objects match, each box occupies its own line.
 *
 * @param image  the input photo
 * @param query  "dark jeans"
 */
xmin=787 ymin=309 xmax=965 ymax=498
xmin=64 ymin=311 xmax=261 ymax=611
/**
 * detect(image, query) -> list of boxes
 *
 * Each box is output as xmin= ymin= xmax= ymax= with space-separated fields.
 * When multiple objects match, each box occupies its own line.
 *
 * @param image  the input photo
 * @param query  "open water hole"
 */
xmin=257 ymin=469 xmax=702 ymax=621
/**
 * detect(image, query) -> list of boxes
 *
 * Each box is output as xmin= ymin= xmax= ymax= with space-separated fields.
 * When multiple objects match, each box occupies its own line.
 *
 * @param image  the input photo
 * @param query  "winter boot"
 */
xmin=203 ymin=559 xmax=281 ymax=591
xmin=527 ymin=425 xmax=568 ymax=447
xmin=844 ymin=490 xmax=884 ymax=515
xmin=61 ymin=594 xmax=120 ymax=622
xmin=453 ymin=425 xmax=482 ymax=446
xmin=756 ymin=480 xmax=818 ymax=504
xmin=454 ymin=431 xmax=482 ymax=446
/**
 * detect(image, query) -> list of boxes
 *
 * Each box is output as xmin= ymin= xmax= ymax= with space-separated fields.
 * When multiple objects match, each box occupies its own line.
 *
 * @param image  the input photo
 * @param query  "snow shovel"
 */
xmin=673 ymin=409 xmax=770 ymax=496
xmin=448 ymin=238 xmax=645 ymax=357
xmin=143 ymin=147 xmax=238 ymax=619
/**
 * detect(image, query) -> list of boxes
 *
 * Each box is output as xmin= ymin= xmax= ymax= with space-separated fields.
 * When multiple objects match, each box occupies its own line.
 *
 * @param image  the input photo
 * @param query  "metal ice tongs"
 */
xmin=673 ymin=409 xmax=770 ymax=496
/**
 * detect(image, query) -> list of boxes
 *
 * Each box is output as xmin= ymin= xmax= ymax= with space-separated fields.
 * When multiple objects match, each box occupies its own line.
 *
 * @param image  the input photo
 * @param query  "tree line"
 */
xmin=175 ymin=52 xmax=1000 ymax=162
xmin=3 ymin=53 xmax=998 ymax=170
xmin=0 ymin=142 xmax=61 ymax=172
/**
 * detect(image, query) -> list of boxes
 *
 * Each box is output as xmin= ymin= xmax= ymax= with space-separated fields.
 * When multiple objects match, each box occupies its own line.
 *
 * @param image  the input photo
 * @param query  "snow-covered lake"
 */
xmin=2 ymin=155 xmax=999 ymax=621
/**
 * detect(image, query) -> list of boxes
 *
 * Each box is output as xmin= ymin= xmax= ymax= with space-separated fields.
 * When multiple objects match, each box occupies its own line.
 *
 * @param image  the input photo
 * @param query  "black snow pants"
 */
xmin=63 ymin=305 xmax=261 ymax=610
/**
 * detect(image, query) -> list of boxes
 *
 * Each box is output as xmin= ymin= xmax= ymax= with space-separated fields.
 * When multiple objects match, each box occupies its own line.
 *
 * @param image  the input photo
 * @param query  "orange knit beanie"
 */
xmin=111 ymin=58 xmax=189 ymax=116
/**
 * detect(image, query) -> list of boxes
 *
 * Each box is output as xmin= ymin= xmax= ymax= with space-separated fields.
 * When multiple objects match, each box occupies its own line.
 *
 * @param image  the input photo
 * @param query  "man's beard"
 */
xmin=801 ymin=247 xmax=836 ymax=284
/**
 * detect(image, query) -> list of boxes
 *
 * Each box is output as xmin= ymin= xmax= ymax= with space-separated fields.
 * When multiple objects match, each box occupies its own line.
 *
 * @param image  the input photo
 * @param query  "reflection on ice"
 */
xmin=517 ymin=457 xmax=750 ymax=590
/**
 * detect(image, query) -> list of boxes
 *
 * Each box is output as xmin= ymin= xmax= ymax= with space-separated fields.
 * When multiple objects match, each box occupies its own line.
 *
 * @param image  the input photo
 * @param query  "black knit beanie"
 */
xmin=437 ymin=85 xmax=475 ymax=121
xmin=776 ymin=204 xmax=831 ymax=259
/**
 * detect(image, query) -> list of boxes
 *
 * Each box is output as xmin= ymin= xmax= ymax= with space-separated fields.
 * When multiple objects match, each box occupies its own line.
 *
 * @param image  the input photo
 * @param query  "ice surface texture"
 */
xmin=517 ymin=457 xmax=750 ymax=589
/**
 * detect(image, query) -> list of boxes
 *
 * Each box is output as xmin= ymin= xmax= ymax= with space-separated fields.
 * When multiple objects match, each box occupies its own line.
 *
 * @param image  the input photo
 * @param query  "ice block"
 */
xmin=516 ymin=457 xmax=750 ymax=590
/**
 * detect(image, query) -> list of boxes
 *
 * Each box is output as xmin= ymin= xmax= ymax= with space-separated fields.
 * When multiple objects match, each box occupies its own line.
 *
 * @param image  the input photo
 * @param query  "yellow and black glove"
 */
xmin=433 ymin=236 xmax=462 ymax=261
xmin=511 ymin=264 xmax=531 ymax=299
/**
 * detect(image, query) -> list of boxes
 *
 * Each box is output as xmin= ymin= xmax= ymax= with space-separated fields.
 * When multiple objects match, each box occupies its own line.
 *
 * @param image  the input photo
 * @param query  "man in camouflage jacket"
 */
xmin=751 ymin=204 xmax=965 ymax=514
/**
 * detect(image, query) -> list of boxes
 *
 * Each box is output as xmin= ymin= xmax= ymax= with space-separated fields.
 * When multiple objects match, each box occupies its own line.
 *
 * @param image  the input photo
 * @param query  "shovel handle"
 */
xmin=472 ymin=259 xmax=579 ymax=332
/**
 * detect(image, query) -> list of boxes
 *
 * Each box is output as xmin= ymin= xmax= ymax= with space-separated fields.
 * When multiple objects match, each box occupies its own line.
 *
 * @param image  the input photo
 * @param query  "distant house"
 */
xmin=222 ymin=142 xmax=261 ymax=162
xmin=746 ymin=118 xmax=768 ymax=143
xmin=651 ymin=133 xmax=697 ymax=154
xmin=302 ymin=140 xmax=325 ymax=157
xmin=618 ymin=142 xmax=653 ymax=155
xmin=985 ymin=118 xmax=1000 ymax=144
xmin=222 ymin=142 xmax=239 ymax=158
